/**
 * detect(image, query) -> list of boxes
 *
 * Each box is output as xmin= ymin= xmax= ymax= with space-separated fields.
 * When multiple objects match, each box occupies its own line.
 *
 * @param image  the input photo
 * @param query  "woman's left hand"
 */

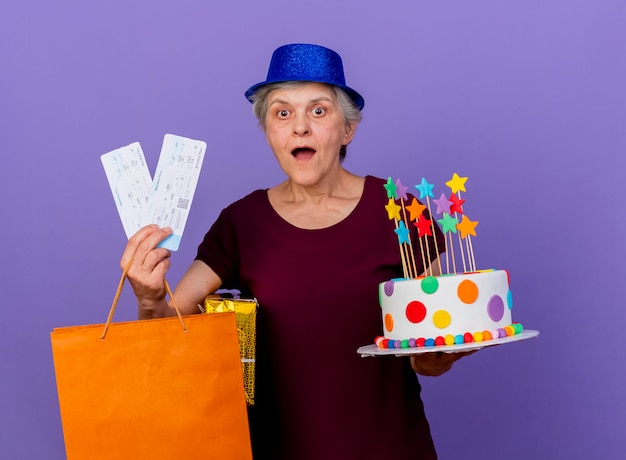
xmin=410 ymin=350 xmax=477 ymax=377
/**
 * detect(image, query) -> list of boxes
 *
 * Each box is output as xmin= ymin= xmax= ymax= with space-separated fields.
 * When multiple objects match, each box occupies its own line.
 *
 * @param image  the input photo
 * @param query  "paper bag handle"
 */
xmin=100 ymin=258 xmax=187 ymax=340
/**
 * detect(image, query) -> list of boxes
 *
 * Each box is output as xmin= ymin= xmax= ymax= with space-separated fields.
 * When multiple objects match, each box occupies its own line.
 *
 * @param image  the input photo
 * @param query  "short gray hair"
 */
xmin=250 ymin=81 xmax=362 ymax=161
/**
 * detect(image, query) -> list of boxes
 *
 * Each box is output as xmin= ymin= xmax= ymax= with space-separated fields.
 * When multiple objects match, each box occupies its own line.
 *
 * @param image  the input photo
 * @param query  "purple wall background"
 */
xmin=2 ymin=1 xmax=624 ymax=458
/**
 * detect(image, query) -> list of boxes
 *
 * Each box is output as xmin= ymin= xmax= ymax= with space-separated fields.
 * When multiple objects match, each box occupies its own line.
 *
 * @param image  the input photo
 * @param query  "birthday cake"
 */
xmin=375 ymin=174 xmax=522 ymax=350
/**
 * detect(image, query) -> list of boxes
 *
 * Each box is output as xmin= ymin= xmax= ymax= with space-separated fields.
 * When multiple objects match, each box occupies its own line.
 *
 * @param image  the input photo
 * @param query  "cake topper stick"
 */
xmin=437 ymin=212 xmax=458 ymax=275
xmin=456 ymin=214 xmax=479 ymax=271
xmin=433 ymin=192 xmax=458 ymax=274
xmin=423 ymin=229 xmax=433 ymax=276
xmin=397 ymin=219 xmax=417 ymax=279
xmin=423 ymin=235 xmax=432 ymax=277
xmin=414 ymin=178 xmax=443 ymax=276
xmin=430 ymin=216 xmax=442 ymax=274
xmin=430 ymin=193 xmax=452 ymax=275
xmin=395 ymin=179 xmax=418 ymax=278
xmin=386 ymin=198 xmax=409 ymax=278
xmin=448 ymin=192 xmax=467 ymax=272
xmin=452 ymin=194 xmax=481 ymax=272
xmin=385 ymin=179 xmax=416 ymax=278
xmin=402 ymin=231 xmax=417 ymax=278
xmin=414 ymin=214 xmax=433 ymax=276
xmin=448 ymin=232 xmax=457 ymax=273
xmin=459 ymin=210 xmax=477 ymax=272
xmin=395 ymin=221 xmax=414 ymax=278
xmin=457 ymin=224 xmax=468 ymax=273
xmin=468 ymin=231 xmax=477 ymax=271
xmin=418 ymin=238 xmax=428 ymax=277
xmin=464 ymin=235 xmax=471 ymax=271
xmin=467 ymin=236 xmax=476 ymax=272
xmin=441 ymin=230 xmax=450 ymax=274
xmin=422 ymin=207 xmax=435 ymax=276
xmin=405 ymin=197 xmax=429 ymax=277
xmin=452 ymin=198 xmax=468 ymax=273
xmin=446 ymin=173 xmax=470 ymax=273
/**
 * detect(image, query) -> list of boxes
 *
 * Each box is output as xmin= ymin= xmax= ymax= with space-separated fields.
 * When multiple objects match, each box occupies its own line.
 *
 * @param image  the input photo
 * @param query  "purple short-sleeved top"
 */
xmin=196 ymin=175 xmax=443 ymax=460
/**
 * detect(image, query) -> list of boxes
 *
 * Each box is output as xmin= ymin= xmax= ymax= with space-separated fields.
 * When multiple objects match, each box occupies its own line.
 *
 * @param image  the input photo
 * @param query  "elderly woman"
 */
xmin=122 ymin=43 xmax=463 ymax=460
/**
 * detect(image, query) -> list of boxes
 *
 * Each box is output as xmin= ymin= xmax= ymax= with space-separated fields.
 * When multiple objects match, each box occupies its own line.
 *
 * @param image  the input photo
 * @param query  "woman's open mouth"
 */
xmin=291 ymin=147 xmax=316 ymax=160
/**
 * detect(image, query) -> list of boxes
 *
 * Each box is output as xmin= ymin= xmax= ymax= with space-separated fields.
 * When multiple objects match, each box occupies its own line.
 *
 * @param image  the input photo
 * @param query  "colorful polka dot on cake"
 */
xmin=383 ymin=280 xmax=395 ymax=297
xmin=457 ymin=279 xmax=478 ymax=304
xmin=487 ymin=295 xmax=505 ymax=322
xmin=384 ymin=313 xmax=394 ymax=332
xmin=406 ymin=301 xmax=427 ymax=323
xmin=420 ymin=276 xmax=439 ymax=294
xmin=432 ymin=310 xmax=451 ymax=329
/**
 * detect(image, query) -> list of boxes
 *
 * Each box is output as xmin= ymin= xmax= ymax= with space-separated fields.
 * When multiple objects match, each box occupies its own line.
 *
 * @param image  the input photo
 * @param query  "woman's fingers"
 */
xmin=121 ymin=224 xmax=157 ymax=269
xmin=121 ymin=225 xmax=172 ymax=270
xmin=129 ymin=248 xmax=171 ymax=288
xmin=410 ymin=349 xmax=478 ymax=376
xmin=142 ymin=247 xmax=171 ymax=271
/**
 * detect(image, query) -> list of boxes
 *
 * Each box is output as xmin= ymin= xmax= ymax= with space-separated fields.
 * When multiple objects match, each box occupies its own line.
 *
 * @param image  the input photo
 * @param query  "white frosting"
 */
xmin=379 ymin=270 xmax=512 ymax=341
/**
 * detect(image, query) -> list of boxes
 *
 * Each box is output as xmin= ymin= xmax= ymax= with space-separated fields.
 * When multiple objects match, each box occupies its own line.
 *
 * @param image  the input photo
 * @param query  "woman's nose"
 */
xmin=292 ymin=113 xmax=310 ymax=136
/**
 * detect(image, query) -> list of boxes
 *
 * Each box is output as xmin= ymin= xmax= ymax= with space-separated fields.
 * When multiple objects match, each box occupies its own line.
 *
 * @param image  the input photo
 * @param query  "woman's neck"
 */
xmin=268 ymin=171 xmax=365 ymax=229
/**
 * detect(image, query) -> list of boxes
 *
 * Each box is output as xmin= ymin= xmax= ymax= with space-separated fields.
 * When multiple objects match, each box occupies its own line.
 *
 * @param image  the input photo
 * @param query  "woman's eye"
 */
xmin=278 ymin=110 xmax=290 ymax=118
xmin=312 ymin=107 xmax=325 ymax=116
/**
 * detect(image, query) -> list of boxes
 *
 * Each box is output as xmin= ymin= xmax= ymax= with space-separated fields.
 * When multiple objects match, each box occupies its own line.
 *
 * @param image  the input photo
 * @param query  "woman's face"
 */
xmin=264 ymin=83 xmax=356 ymax=187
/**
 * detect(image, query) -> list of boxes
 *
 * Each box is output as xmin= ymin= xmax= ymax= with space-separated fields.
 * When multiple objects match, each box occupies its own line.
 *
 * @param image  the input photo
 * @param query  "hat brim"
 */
xmin=245 ymin=80 xmax=364 ymax=111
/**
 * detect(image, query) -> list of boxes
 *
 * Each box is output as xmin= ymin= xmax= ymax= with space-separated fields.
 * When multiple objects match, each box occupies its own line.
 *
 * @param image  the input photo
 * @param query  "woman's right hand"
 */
xmin=120 ymin=224 xmax=173 ymax=318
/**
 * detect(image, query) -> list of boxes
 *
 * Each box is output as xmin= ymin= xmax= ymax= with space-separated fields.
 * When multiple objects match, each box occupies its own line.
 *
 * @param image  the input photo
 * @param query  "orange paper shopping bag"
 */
xmin=50 ymin=275 xmax=252 ymax=460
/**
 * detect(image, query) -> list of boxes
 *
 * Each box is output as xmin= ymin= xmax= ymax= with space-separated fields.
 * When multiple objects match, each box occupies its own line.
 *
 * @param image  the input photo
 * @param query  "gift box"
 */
xmin=203 ymin=297 xmax=257 ymax=406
